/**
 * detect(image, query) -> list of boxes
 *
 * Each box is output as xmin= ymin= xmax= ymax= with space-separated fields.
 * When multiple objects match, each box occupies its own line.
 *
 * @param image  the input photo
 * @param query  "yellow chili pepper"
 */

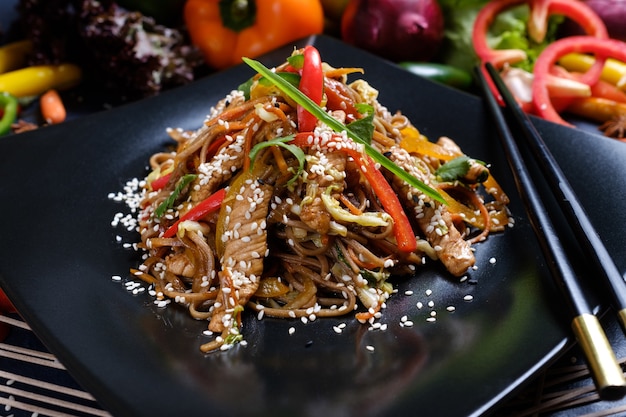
xmin=0 ymin=40 xmax=33 ymax=74
xmin=558 ymin=53 xmax=626 ymax=91
xmin=0 ymin=63 xmax=82 ymax=98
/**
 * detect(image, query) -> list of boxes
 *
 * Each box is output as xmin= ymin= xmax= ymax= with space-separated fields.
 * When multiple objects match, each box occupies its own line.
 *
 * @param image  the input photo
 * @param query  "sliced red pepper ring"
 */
xmin=473 ymin=0 xmax=608 ymax=70
xmin=532 ymin=36 xmax=626 ymax=126
xmin=293 ymin=132 xmax=417 ymax=253
xmin=472 ymin=0 xmax=530 ymax=69
xmin=162 ymin=188 xmax=226 ymax=238
xmin=297 ymin=45 xmax=323 ymax=132
xmin=528 ymin=0 xmax=607 ymax=43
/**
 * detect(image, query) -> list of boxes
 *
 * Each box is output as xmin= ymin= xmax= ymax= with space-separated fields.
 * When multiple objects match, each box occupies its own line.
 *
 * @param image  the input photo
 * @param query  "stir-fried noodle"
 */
xmin=131 ymin=48 xmax=511 ymax=352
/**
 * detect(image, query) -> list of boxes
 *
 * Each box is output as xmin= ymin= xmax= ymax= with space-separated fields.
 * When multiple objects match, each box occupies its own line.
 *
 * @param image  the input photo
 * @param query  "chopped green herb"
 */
xmin=287 ymin=52 xmax=304 ymax=69
xmin=154 ymin=174 xmax=197 ymax=218
xmin=346 ymin=103 xmax=375 ymax=144
xmin=249 ymin=135 xmax=305 ymax=185
xmin=436 ymin=156 xmax=472 ymax=182
xmin=237 ymin=77 xmax=254 ymax=99
xmin=238 ymin=72 xmax=301 ymax=101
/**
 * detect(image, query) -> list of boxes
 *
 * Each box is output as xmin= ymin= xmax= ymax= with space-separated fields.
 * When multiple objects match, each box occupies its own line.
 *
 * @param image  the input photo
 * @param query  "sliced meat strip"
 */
xmin=209 ymin=177 xmax=274 ymax=332
xmin=387 ymin=146 xmax=475 ymax=277
xmin=299 ymin=150 xmax=347 ymax=234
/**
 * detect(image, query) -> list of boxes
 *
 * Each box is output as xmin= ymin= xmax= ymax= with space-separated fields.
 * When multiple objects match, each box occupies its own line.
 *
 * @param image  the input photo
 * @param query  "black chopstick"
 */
xmin=476 ymin=64 xmax=626 ymax=400
xmin=484 ymin=63 xmax=626 ymax=331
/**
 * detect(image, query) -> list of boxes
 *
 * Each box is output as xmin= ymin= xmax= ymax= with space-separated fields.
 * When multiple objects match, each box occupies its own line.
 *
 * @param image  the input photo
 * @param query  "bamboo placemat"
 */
xmin=2 ymin=311 xmax=626 ymax=417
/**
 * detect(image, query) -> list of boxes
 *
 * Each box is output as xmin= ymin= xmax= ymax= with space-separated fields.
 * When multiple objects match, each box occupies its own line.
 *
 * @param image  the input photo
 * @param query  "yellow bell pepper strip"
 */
xmin=0 ymin=92 xmax=19 ymax=136
xmin=184 ymin=0 xmax=324 ymax=70
xmin=558 ymin=53 xmax=626 ymax=91
xmin=0 ymin=64 xmax=82 ymax=98
xmin=0 ymin=40 xmax=33 ymax=74
xmin=533 ymin=36 xmax=626 ymax=126
xmin=292 ymin=132 xmax=417 ymax=253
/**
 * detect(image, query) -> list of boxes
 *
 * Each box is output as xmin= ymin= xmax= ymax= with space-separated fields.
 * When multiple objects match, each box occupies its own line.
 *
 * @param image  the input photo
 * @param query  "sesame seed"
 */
xmin=366 ymin=345 xmax=375 ymax=352
xmin=289 ymin=327 xmax=296 ymax=335
xmin=464 ymin=295 xmax=474 ymax=301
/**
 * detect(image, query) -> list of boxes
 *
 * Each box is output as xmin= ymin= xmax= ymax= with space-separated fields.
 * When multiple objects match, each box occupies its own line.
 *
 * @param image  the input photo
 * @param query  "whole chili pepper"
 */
xmin=184 ymin=0 xmax=324 ymax=70
xmin=0 ymin=92 xmax=18 ymax=136
xmin=0 ymin=40 xmax=33 ymax=74
xmin=0 ymin=64 xmax=82 ymax=98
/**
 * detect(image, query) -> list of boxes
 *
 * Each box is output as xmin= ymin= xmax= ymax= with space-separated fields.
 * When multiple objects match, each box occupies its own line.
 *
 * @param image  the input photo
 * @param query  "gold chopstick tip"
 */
xmin=572 ymin=314 xmax=626 ymax=401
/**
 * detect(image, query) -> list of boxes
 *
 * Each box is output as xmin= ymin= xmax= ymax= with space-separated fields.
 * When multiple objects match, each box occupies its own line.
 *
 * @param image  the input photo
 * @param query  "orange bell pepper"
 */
xmin=184 ymin=0 xmax=324 ymax=70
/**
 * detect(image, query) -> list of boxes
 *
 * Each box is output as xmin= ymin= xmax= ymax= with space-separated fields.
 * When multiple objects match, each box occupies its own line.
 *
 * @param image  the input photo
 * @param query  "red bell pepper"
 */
xmin=293 ymin=132 xmax=417 ymax=253
xmin=533 ymin=36 xmax=626 ymax=126
xmin=162 ymin=188 xmax=227 ymax=238
xmin=297 ymin=45 xmax=323 ymax=132
xmin=151 ymin=172 xmax=172 ymax=191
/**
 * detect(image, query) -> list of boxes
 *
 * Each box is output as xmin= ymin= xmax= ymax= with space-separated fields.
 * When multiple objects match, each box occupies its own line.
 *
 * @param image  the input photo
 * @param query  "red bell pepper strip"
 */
xmin=297 ymin=45 xmax=323 ymax=132
xmin=293 ymin=132 xmax=417 ymax=252
xmin=533 ymin=36 xmax=626 ymax=126
xmin=162 ymin=188 xmax=227 ymax=238
xmin=206 ymin=134 xmax=228 ymax=159
xmin=151 ymin=172 xmax=172 ymax=191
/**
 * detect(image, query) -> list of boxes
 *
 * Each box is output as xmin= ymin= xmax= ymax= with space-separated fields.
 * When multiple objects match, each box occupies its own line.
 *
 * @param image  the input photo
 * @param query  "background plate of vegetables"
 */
xmin=1 ymin=33 xmax=626 ymax=417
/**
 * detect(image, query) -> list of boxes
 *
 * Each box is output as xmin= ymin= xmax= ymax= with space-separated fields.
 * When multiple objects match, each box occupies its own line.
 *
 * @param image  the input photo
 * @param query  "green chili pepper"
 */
xmin=398 ymin=62 xmax=473 ymax=90
xmin=0 ymin=92 xmax=18 ymax=136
